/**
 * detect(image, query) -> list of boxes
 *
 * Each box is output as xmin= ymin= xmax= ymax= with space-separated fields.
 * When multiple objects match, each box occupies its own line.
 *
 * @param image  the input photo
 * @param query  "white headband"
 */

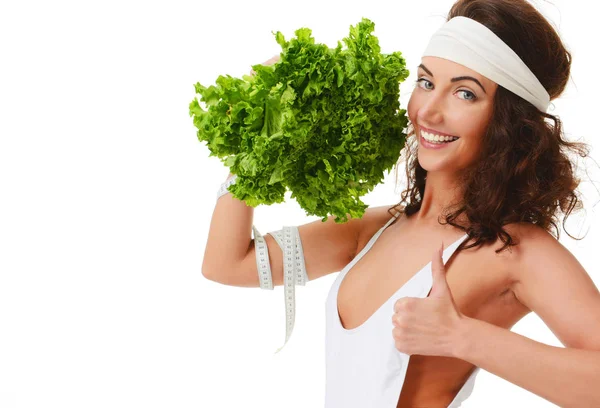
xmin=422 ymin=16 xmax=550 ymax=112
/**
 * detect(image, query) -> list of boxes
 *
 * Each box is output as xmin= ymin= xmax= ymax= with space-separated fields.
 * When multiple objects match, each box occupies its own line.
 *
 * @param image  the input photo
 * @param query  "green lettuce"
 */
xmin=190 ymin=18 xmax=409 ymax=223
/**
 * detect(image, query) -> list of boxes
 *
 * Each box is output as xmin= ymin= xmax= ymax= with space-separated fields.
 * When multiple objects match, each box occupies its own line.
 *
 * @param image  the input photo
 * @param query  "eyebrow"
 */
xmin=418 ymin=63 xmax=487 ymax=94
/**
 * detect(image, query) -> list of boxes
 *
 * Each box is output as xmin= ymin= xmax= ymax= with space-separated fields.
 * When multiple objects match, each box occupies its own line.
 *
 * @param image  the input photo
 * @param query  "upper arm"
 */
xmin=510 ymin=227 xmax=600 ymax=351
xmin=218 ymin=205 xmax=396 ymax=288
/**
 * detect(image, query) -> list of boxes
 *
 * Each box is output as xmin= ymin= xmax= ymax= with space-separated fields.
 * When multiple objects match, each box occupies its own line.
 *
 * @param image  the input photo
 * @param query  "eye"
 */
xmin=415 ymin=77 xmax=478 ymax=102
xmin=457 ymin=89 xmax=477 ymax=101
xmin=415 ymin=78 xmax=433 ymax=90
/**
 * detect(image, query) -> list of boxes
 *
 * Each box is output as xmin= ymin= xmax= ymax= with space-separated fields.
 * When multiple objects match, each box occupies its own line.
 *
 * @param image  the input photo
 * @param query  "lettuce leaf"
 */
xmin=190 ymin=18 xmax=409 ymax=223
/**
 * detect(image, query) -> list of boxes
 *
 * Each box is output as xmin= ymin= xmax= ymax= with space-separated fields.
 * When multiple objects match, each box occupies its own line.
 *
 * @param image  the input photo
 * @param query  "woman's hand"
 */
xmin=249 ymin=54 xmax=280 ymax=76
xmin=392 ymin=242 xmax=467 ymax=358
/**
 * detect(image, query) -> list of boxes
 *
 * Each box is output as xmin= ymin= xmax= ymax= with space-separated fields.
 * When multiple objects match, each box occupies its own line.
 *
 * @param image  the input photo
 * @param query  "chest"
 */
xmin=338 ymin=226 xmax=517 ymax=332
xmin=335 ymin=222 xmax=530 ymax=407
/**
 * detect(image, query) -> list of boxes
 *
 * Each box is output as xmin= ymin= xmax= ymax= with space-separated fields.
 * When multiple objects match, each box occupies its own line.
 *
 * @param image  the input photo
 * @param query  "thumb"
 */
xmin=429 ymin=242 xmax=450 ymax=298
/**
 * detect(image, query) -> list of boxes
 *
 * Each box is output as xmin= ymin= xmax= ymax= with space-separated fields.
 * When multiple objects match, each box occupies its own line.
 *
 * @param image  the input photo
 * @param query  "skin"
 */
xmin=406 ymin=56 xmax=498 ymax=227
xmin=341 ymin=56 xmax=600 ymax=407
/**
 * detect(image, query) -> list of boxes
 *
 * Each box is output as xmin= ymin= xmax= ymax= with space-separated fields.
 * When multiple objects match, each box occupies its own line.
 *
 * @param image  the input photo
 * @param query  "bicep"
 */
xmin=221 ymin=205 xmax=396 ymax=288
xmin=512 ymin=230 xmax=600 ymax=350
xmin=222 ymin=212 xmax=361 ymax=288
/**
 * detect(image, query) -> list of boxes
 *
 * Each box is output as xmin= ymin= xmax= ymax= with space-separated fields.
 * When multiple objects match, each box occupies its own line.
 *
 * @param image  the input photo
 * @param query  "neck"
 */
xmin=412 ymin=171 xmax=466 ymax=227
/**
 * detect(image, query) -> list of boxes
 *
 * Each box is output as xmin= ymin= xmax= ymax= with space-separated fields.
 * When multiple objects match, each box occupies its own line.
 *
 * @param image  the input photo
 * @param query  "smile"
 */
xmin=419 ymin=132 xmax=459 ymax=149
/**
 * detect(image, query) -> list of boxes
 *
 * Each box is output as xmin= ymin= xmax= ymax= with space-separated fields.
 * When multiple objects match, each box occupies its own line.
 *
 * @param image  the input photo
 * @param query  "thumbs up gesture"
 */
xmin=392 ymin=242 xmax=468 ymax=358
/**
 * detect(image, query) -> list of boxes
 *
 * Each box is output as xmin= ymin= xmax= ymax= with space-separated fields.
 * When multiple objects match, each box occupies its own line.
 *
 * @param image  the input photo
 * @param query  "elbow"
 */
xmin=201 ymin=262 xmax=222 ymax=283
xmin=201 ymin=267 xmax=215 ymax=281
xmin=201 ymin=264 xmax=234 ymax=285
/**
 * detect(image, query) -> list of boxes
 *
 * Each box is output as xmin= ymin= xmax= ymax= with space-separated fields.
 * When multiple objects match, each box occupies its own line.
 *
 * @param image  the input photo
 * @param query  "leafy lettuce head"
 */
xmin=190 ymin=18 xmax=410 ymax=223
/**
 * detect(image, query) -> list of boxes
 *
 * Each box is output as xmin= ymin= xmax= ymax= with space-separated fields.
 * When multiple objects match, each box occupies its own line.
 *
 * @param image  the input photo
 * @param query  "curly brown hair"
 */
xmin=388 ymin=0 xmax=593 ymax=254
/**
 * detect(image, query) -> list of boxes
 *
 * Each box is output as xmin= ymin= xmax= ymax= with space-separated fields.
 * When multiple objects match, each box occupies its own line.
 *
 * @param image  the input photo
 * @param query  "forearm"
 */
xmin=453 ymin=316 xmax=600 ymax=408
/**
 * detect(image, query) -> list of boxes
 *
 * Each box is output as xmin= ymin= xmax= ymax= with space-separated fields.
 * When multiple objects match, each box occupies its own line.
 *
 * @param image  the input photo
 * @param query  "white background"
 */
xmin=1 ymin=0 xmax=598 ymax=407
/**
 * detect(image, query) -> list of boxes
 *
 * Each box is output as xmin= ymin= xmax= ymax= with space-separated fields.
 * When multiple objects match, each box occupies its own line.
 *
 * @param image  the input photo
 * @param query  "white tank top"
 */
xmin=324 ymin=212 xmax=480 ymax=407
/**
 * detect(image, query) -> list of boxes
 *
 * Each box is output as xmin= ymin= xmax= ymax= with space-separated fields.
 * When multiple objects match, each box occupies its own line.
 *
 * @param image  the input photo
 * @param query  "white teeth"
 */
xmin=422 ymin=130 xmax=458 ymax=143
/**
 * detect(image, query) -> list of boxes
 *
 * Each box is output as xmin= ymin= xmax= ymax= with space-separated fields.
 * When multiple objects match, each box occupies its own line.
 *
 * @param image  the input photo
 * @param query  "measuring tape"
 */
xmin=252 ymin=224 xmax=308 ymax=354
xmin=218 ymin=175 xmax=307 ymax=354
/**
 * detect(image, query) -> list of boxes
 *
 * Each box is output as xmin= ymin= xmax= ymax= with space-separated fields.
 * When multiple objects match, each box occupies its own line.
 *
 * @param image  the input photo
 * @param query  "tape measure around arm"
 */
xmin=253 ymin=225 xmax=308 ymax=354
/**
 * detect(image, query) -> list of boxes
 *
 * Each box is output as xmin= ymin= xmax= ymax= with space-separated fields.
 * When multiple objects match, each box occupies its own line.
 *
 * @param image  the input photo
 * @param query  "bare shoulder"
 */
xmin=501 ymin=222 xmax=600 ymax=351
xmin=499 ymin=222 xmax=555 ymax=273
xmin=354 ymin=204 xmax=403 ymax=256
xmin=499 ymin=222 xmax=576 ymax=301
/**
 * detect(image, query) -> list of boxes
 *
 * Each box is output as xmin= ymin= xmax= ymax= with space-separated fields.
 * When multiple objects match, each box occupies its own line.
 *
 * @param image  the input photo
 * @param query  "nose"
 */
xmin=417 ymin=91 xmax=445 ymax=125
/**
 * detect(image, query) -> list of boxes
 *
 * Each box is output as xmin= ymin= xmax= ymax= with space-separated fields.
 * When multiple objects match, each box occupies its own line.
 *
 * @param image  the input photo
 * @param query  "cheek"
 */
xmin=406 ymin=98 xmax=418 ymax=130
xmin=406 ymin=93 xmax=418 ymax=119
xmin=449 ymin=108 xmax=489 ymax=139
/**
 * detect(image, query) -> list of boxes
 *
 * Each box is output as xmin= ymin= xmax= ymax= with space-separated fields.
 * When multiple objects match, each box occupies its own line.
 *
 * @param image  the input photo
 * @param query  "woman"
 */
xmin=203 ymin=0 xmax=600 ymax=406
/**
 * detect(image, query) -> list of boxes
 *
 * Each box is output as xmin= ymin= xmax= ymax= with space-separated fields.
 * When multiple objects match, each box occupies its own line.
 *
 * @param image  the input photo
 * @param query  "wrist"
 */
xmin=451 ymin=315 xmax=478 ymax=360
xmin=217 ymin=173 xmax=238 ymax=200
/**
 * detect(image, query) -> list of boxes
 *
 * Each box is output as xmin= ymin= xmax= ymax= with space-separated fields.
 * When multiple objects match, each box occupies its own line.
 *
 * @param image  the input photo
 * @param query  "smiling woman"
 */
xmin=392 ymin=0 xmax=590 ymax=255
xmin=199 ymin=0 xmax=599 ymax=407
xmin=407 ymin=56 xmax=499 ymax=177
xmin=325 ymin=0 xmax=600 ymax=407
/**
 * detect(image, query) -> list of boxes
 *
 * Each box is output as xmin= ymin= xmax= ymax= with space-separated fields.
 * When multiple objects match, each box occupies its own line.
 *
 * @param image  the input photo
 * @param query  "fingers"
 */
xmin=250 ymin=54 xmax=281 ymax=76
xmin=264 ymin=54 xmax=280 ymax=65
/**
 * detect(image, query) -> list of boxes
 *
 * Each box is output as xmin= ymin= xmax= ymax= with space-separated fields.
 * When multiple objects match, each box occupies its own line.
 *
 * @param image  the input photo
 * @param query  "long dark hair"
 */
xmin=388 ymin=0 xmax=593 ymax=254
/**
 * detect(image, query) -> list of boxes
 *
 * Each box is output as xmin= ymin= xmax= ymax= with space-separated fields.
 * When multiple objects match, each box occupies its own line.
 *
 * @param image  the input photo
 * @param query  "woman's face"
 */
xmin=407 ymin=56 xmax=498 ymax=173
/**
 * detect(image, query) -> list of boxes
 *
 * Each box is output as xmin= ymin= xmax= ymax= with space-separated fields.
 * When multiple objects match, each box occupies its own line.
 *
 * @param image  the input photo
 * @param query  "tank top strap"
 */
xmin=351 ymin=211 xmax=399 ymax=262
xmin=443 ymin=232 xmax=470 ymax=262
xmin=417 ymin=232 xmax=470 ymax=299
